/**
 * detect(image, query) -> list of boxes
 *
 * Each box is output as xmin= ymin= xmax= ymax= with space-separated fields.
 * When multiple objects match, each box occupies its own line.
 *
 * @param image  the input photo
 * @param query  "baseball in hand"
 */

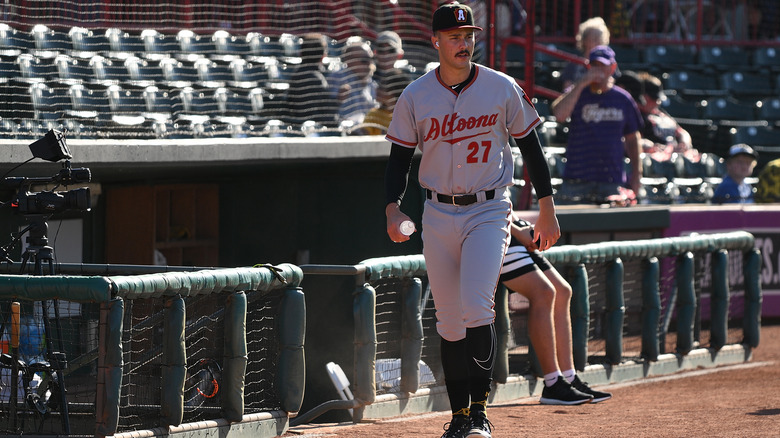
xmin=399 ymin=220 xmax=415 ymax=236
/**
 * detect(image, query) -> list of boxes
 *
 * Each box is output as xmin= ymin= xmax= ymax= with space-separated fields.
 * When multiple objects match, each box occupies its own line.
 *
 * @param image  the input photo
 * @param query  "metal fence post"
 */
xmin=605 ymin=258 xmax=625 ymax=365
xmin=676 ymin=252 xmax=696 ymax=355
xmin=710 ymin=249 xmax=729 ymax=350
xmin=569 ymin=264 xmax=589 ymax=371
xmin=400 ymin=277 xmax=424 ymax=392
xmin=641 ymin=257 xmax=660 ymax=361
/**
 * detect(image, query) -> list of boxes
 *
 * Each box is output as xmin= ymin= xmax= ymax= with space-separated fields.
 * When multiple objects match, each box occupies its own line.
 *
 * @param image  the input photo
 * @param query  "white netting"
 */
xmin=0 ymin=1 xmax=437 ymax=140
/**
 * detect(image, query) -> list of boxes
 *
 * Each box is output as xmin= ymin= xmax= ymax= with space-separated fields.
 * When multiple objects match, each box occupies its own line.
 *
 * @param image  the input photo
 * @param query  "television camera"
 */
xmin=2 ymin=129 xmax=91 ymax=215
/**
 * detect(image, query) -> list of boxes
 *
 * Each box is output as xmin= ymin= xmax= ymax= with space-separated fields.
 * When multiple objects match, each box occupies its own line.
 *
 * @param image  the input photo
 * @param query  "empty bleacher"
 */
xmin=0 ymin=25 xmax=371 ymax=140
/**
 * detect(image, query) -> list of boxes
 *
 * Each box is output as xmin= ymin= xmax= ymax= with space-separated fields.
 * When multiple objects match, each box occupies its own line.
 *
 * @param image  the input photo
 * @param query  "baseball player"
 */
xmin=384 ymin=3 xmax=559 ymax=437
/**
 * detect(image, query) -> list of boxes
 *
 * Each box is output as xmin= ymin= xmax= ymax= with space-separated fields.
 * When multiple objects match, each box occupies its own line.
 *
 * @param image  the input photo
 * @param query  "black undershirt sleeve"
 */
xmin=514 ymin=129 xmax=553 ymax=199
xmin=385 ymin=143 xmax=416 ymax=206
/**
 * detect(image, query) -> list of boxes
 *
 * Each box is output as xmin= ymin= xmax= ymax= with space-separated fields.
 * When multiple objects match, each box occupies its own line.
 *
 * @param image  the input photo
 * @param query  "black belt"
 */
xmin=426 ymin=189 xmax=496 ymax=206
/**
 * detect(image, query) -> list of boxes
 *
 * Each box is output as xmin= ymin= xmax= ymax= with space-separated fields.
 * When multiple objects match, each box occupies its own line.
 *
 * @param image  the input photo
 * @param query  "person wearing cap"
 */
xmin=383 ymin=2 xmax=559 ymax=437
xmin=358 ymin=31 xmax=415 ymax=135
xmin=551 ymin=44 xmax=644 ymax=205
xmin=636 ymin=71 xmax=699 ymax=162
xmin=713 ymin=144 xmax=758 ymax=203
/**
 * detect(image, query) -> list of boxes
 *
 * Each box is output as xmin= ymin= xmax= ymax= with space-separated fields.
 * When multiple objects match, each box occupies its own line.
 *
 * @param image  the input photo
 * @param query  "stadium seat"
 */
xmin=698 ymin=46 xmax=750 ymax=73
xmin=29 ymin=82 xmax=69 ymax=122
xmin=105 ymin=83 xmax=153 ymax=137
xmin=54 ymin=54 xmax=94 ymax=86
xmin=731 ymin=125 xmax=780 ymax=146
xmin=105 ymin=28 xmax=145 ymax=59
xmin=752 ymin=46 xmax=780 ymax=73
xmin=0 ymin=58 xmax=21 ymax=84
xmin=229 ymin=58 xmax=268 ymax=89
xmin=172 ymin=86 xmax=217 ymax=125
xmin=674 ymin=177 xmax=712 ymax=204
xmin=663 ymin=70 xmax=726 ymax=98
xmin=125 ymin=56 xmax=166 ymax=88
xmin=212 ymin=30 xmax=252 ymax=62
xmin=160 ymin=58 xmax=199 ymax=89
xmin=142 ymin=85 xmax=174 ymax=122
xmin=69 ymin=26 xmax=111 ymax=60
xmin=15 ymin=53 xmax=58 ymax=84
xmin=89 ymin=55 xmax=133 ymax=87
xmin=719 ymin=71 xmax=774 ymax=100
xmin=644 ymin=45 xmax=697 ymax=72
xmin=757 ymin=97 xmax=780 ymax=127
xmin=66 ymin=83 xmax=111 ymax=126
xmin=638 ymin=177 xmax=676 ymax=204
xmin=176 ymin=29 xmax=216 ymax=61
xmin=701 ymin=97 xmax=757 ymax=122
xmin=140 ymin=29 xmax=179 ymax=61
xmin=611 ymin=44 xmax=643 ymax=71
xmin=30 ymin=24 xmax=72 ymax=58
xmin=0 ymin=23 xmax=35 ymax=57
xmin=277 ymin=33 xmax=303 ymax=60
xmin=659 ymin=93 xmax=702 ymax=119
xmin=194 ymin=58 xmax=233 ymax=89
xmin=247 ymin=32 xmax=285 ymax=60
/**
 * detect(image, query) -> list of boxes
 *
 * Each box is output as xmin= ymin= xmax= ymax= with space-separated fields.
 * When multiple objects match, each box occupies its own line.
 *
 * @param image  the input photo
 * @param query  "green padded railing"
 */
xmin=0 ymin=264 xmax=304 ymax=438
xmin=357 ymin=230 xmax=762 ymax=394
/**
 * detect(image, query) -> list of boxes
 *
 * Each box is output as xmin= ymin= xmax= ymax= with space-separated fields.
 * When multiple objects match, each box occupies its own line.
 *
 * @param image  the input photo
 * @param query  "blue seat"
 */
xmin=644 ymin=46 xmax=697 ymax=71
xmin=212 ymin=30 xmax=251 ymax=62
xmin=719 ymin=71 xmax=773 ymax=99
xmin=758 ymin=97 xmax=780 ymax=127
xmin=140 ymin=29 xmax=179 ymax=61
xmin=698 ymin=46 xmax=750 ymax=73
xmin=752 ymin=46 xmax=780 ymax=73
xmin=160 ymin=58 xmax=198 ymax=89
xmin=105 ymin=28 xmax=144 ymax=59
xmin=176 ymin=29 xmax=217 ymax=61
xmin=30 ymin=24 xmax=72 ymax=58
xmin=69 ymin=26 xmax=111 ymax=59
xmin=16 ymin=53 xmax=58 ymax=84
xmin=89 ymin=55 xmax=132 ymax=87
xmin=0 ymin=23 xmax=34 ymax=57
xmin=663 ymin=70 xmax=726 ymax=98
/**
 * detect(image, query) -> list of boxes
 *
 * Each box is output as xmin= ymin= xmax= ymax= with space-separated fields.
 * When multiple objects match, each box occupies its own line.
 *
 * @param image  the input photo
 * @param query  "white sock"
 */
xmin=544 ymin=371 xmax=562 ymax=387
xmin=562 ymin=369 xmax=576 ymax=383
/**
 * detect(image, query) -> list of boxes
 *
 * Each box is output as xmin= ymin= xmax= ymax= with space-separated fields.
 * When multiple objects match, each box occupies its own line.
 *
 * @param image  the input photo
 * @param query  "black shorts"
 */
xmin=499 ymin=244 xmax=552 ymax=283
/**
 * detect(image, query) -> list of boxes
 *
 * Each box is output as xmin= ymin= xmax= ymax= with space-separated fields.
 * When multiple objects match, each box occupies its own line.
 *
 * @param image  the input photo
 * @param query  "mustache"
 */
xmin=457 ymin=50 xmax=470 ymax=57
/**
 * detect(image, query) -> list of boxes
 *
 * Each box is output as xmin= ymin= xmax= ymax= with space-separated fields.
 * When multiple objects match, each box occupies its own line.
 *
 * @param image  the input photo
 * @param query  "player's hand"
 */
xmin=533 ymin=197 xmax=561 ymax=251
xmin=386 ymin=203 xmax=413 ymax=243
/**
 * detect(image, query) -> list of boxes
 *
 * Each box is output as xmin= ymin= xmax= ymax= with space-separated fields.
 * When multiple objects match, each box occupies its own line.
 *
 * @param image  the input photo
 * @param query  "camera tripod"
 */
xmin=5 ymin=213 xmax=72 ymax=434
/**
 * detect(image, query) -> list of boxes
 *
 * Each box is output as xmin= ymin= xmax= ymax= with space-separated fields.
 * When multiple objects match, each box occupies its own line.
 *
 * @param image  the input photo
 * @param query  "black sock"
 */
xmin=441 ymin=337 xmax=469 ymax=416
xmin=467 ymin=324 xmax=496 ymax=413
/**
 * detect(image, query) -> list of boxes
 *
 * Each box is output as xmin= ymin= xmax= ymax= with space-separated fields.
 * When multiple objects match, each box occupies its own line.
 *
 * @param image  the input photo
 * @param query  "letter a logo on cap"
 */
xmin=456 ymin=9 xmax=467 ymax=23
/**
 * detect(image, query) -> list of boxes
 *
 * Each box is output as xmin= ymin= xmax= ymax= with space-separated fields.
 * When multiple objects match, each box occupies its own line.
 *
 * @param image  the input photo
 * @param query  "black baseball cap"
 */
xmin=432 ymin=2 xmax=483 ymax=33
xmin=728 ymin=143 xmax=758 ymax=160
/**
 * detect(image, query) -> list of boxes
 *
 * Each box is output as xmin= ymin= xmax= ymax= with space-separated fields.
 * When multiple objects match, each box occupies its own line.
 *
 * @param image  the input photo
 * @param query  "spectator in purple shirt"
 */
xmin=551 ymin=45 xmax=643 ymax=205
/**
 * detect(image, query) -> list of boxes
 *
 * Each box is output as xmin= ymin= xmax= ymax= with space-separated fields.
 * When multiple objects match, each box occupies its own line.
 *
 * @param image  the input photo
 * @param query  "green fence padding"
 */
xmin=361 ymin=255 xmax=427 ymax=282
xmin=0 ymin=275 xmax=113 ymax=302
xmin=161 ymin=295 xmax=186 ymax=427
xmin=569 ymin=264 xmax=590 ymax=371
xmin=95 ymin=298 xmax=124 ymax=438
xmin=109 ymin=265 xmax=303 ymax=299
xmin=544 ymin=231 xmax=756 ymax=265
xmin=605 ymin=259 xmax=625 ymax=365
xmin=277 ymin=287 xmax=306 ymax=414
xmin=400 ymin=277 xmax=424 ymax=393
xmin=744 ymin=249 xmax=762 ymax=348
xmin=710 ymin=250 xmax=729 ymax=350
xmin=676 ymin=252 xmax=696 ymax=355
xmin=223 ymin=291 xmax=248 ymax=423
xmin=641 ymin=258 xmax=661 ymax=361
xmin=353 ymin=283 xmax=377 ymax=406
xmin=492 ymin=285 xmax=510 ymax=384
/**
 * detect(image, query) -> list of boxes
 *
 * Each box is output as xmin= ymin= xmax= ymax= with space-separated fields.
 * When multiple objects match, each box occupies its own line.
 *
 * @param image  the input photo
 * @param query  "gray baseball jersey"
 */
xmin=386 ymin=64 xmax=541 ymax=341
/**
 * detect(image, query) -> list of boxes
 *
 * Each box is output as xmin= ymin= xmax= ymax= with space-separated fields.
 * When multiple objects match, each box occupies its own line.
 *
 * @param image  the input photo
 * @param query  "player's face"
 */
xmin=433 ymin=29 xmax=475 ymax=69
